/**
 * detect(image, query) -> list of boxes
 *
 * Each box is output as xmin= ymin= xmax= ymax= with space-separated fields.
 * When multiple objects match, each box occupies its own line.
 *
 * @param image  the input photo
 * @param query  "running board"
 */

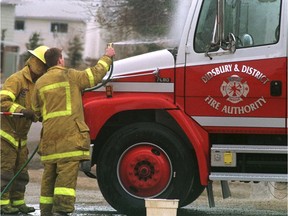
xmin=211 ymin=145 xmax=287 ymax=154
xmin=209 ymin=172 xmax=288 ymax=182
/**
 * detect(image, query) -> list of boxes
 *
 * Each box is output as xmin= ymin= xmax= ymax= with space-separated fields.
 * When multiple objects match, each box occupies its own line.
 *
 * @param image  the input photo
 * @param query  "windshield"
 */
xmin=194 ymin=0 xmax=282 ymax=53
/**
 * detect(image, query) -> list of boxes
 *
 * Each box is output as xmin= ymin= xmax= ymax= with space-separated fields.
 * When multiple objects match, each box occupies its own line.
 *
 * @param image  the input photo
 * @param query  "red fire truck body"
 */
xmin=82 ymin=0 xmax=287 ymax=213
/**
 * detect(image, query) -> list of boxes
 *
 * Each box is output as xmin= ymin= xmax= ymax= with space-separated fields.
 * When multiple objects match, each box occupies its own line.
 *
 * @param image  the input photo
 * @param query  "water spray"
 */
xmin=112 ymin=39 xmax=177 ymax=46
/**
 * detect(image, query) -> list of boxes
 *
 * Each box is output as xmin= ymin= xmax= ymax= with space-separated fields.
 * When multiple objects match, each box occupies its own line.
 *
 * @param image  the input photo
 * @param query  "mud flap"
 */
xmin=206 ymin=180 xmax=215 ymax=208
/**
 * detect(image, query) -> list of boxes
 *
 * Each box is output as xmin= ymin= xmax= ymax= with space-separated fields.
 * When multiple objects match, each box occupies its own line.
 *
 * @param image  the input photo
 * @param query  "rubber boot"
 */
xmin=0 ymin=205 xmax=19 ymax=214
xmin=16 ymin=204 xmax=35 ymax=213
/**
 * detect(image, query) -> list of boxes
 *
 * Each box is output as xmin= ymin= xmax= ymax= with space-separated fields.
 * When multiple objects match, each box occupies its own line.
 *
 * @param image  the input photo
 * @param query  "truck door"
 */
xmin=183 ymin=0 xmax=287 ymax=133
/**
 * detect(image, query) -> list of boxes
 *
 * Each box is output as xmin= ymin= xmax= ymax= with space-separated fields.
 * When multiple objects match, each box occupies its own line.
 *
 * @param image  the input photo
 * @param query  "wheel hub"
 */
xmin=118 ymin=144 xmax=172 ymax=198
xmin=136 ymin=161 xmax=154 ymax=180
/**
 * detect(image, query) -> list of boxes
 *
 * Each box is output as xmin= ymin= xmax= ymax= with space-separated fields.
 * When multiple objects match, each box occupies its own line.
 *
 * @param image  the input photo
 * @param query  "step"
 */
xmin=209 ymin=172 xmax=288 ymax=182
xmin=211 ymin=145 xmax=288 ymax=154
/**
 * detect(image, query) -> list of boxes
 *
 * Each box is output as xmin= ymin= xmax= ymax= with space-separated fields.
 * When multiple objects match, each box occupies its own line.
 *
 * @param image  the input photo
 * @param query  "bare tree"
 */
xmin=82 ymin=0 xmax=175 ymax=40
xmin=80 ymin=0 xmax=177 ymax=58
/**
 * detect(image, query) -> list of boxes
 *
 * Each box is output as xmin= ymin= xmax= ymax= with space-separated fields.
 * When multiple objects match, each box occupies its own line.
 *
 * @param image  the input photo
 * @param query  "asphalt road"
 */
xmin=22 ymin=122 xmax=287 ymax=216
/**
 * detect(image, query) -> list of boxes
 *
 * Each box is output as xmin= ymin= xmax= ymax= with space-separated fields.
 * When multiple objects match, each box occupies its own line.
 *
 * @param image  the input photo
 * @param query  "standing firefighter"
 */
xmin=32 ymin=46 xmax=115 ymax=216
xmin=0 ymin=45 xmax=49 ymax=214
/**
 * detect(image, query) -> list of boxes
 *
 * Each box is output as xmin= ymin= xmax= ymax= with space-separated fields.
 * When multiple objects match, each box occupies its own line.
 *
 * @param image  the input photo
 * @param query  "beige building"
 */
xmin=14 ymin=1 xmax=88 ymax=58
xmin=1 ymin=0 xmax=106 ymax=79
xmin=1 ymin=0 xmax=20 ymax=79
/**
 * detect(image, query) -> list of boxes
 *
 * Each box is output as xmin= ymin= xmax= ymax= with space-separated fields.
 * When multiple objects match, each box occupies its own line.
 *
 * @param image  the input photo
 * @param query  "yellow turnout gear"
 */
xmin=0 ymin=46 xmax=48 ymax=213
xmin=32 ymin=53 xmax=112 ymax=214
xmin=32 ymin=55 xmax=112 ymax=163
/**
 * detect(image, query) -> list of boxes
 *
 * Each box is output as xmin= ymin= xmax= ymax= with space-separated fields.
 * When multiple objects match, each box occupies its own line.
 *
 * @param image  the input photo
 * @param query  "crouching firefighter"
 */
xmin=0 ymin=45 xmax=49 ymax=214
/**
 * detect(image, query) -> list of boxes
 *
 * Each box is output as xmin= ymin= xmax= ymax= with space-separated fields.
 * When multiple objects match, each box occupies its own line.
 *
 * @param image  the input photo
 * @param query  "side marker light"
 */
xmin=106 ymin=85 xmax=113 ymax=98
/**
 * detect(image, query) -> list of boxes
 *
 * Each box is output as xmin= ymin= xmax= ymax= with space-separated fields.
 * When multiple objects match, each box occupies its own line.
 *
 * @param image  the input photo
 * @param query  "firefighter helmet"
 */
xmin=28 ymin=46 xmax=49 ymax=64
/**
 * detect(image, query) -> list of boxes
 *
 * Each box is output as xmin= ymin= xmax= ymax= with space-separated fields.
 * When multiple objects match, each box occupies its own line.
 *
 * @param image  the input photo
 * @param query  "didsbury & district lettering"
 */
xmin=202 ymin=64 xmax=270 ymax=84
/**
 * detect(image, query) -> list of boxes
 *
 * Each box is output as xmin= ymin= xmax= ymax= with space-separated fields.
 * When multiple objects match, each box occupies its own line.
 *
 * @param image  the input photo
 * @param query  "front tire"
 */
xmin=97 ymin=122 xmax=200 ymax=214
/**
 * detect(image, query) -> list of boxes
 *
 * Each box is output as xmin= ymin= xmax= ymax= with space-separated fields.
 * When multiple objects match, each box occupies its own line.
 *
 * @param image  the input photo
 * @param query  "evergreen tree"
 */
xmin=23 ymin=32 xmax=43 ymax=62
xmin=26 ymin=32 xmax=43 ymax=50
xmin=67 ymin=35 xmax=84 ymax=68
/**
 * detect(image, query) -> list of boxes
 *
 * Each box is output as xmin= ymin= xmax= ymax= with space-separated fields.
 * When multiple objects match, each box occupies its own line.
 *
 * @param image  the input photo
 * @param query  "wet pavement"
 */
xmin=11 ymin=203 xmax=288 ymax=216
xmin=20 ymin=123 xmax=287 ymax=216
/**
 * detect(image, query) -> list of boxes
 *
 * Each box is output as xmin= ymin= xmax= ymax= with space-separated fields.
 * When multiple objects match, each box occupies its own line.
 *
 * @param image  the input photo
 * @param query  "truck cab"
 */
xmin=82 ymin=0 xmax=287 ymax=214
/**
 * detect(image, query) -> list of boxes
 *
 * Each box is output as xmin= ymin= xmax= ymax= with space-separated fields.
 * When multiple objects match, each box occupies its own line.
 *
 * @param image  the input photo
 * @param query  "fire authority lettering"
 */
xmin=221 ymin=96 xmax=266 ymax=114
xmin=204 ymin=96 xmax=267 ymax=115
xmin=205 ymin=95 xmax=220 ymax=110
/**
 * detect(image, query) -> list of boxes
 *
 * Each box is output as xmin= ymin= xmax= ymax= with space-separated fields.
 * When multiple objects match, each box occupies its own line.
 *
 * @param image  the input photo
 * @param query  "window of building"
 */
xmin=15 ymin=20 xmax=25 ymax=30
xmin=51 ymin=23 xmax=68 ymax=33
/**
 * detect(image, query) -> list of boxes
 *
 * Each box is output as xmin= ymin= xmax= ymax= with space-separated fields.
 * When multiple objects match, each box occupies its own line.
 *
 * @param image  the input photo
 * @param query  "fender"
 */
xmin=84 ymin=92 xmax=209 ymax=185
xmin=167 ymin=109 xmax=209 ymax=186
xmin=83 ymin=92 xmax=177 ymax=139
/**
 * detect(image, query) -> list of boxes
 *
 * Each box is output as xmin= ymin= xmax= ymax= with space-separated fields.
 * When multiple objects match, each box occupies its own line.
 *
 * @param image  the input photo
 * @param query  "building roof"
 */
xmin=1 ymin=0 xmax=21 ymax=5
xmin=15 ymin=0 xmax=89 ymax=22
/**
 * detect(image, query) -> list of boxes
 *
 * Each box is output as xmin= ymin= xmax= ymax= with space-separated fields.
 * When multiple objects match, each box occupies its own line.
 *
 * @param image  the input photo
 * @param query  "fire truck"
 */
xmin=82 ymin=0 xmax=287 ymax=213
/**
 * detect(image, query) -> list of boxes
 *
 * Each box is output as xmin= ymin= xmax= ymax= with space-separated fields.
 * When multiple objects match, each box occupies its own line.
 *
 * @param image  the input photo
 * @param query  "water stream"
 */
xmin=112 ymin=0 xmax=192 ymax=47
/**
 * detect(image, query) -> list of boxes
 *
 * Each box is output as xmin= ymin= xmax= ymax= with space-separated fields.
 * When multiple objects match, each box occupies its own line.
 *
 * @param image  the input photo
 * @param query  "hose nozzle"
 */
xmin=107 ymin=43 xmax=113 ymax=48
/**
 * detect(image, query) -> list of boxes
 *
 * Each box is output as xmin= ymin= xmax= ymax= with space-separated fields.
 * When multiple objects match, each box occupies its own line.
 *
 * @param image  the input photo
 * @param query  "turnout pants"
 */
xmin=40 ymin=161 xmax=80 ymax=214
xmin=0 ymin=139 xmax=29 ymax=207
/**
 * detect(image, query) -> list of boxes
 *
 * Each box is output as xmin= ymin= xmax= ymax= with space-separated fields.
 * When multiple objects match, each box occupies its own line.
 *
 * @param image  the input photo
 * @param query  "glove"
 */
xmin=80 ymin=160 xmax=92 ymax=173
xmin=21 ymin=109 xmax=35 ymax=121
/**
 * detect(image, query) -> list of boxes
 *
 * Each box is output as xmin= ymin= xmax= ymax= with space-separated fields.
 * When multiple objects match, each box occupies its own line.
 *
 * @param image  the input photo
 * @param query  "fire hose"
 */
xmin=0 ymin=112 xmax=39 ymax=198
xmin=83 ymin=43 xmax=114 ymax=92
xmin=0 ymin=112 xmax=24 ymax=116
xmin=0 ymin=147 xmax=39 ymax=198
xmin=81 ymin=43 xmax=115 ymax=178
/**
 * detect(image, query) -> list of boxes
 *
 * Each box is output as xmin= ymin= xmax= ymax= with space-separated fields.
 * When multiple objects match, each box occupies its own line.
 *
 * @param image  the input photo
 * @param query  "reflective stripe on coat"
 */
xmin=0 ymin=67 xmax=34 ymax=147
xmin=32 ymin=55 xmax=112 ymax=163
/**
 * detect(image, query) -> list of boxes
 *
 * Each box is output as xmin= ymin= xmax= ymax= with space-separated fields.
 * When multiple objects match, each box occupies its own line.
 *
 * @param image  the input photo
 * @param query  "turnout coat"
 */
xmin=32 ymin=55 xmax=112 ymax=163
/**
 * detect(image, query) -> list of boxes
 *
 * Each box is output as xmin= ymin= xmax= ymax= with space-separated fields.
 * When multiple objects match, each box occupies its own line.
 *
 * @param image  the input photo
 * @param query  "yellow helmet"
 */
xmin=28 ymin=45 xmax=49 ymax=64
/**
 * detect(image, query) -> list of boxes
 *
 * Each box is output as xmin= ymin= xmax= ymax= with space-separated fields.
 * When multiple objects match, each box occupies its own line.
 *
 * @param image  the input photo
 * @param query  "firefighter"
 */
xmin=32 ymin=46 xmax=115 ymax=216
xmin=0 ymin=45 xmax=49 ymax=214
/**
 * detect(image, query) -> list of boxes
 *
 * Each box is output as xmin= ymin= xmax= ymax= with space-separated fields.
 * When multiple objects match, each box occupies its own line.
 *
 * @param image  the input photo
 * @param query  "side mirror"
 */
xmin=227 ymin=32 xmax=236 ymax=53
xmin=221 ymin=32 xmax=236 ymax=53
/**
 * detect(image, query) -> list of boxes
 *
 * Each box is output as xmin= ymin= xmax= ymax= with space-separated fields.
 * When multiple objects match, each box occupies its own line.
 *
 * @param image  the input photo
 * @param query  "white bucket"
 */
xmin=145 ymin=199 xmax=179 ymax=216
